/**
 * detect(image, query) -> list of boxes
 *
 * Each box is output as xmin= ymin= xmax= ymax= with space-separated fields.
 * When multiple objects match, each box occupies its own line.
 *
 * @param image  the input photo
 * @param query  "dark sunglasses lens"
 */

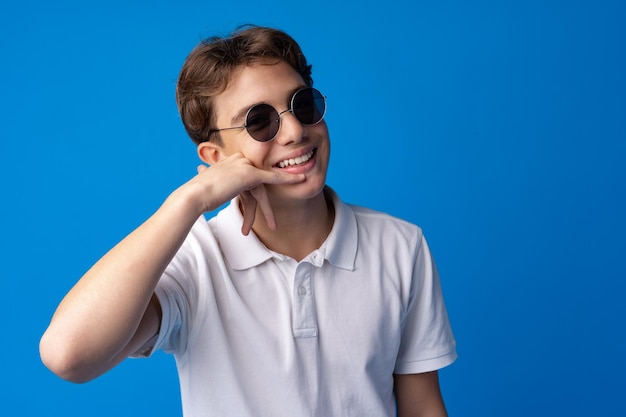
xmin=245 ymin=104 xmax=279 ymax=141
xmin=292 ymin=88 xmax=326 ymax=125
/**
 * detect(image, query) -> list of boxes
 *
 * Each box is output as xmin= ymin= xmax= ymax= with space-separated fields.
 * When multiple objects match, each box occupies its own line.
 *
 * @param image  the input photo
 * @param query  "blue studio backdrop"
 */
xmin=1 ymin=0 xmax=624 ymax=416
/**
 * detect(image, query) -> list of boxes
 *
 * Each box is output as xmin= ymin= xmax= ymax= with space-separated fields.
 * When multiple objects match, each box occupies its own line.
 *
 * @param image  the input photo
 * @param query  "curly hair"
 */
xmin=176 ymin=26 xmax=313 ymax=145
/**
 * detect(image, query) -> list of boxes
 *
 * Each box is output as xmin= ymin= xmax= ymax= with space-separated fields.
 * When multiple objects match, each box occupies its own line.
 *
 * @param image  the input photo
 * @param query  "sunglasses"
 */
xmin=208 ymin=87 xmax=326 ymax=142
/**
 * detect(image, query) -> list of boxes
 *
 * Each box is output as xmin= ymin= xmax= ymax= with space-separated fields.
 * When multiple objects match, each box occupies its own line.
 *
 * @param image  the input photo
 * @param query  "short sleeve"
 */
xmin=394 ymin=235 xmax=457 ymax=374
xmin=129 ymin=266 xmax=194 ymax=358
xmin=129 ymin=218 xmax=209 ymax=358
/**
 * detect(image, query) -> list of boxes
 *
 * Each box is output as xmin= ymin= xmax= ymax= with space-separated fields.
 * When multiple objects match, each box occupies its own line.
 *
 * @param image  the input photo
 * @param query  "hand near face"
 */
xmin=190 ymin=153 xmax=305 ymax=235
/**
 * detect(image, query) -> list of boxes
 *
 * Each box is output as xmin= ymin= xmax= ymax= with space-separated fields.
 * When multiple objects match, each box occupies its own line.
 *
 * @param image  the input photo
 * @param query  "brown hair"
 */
xmin=176 ymin=26 xmax=313 ymax=145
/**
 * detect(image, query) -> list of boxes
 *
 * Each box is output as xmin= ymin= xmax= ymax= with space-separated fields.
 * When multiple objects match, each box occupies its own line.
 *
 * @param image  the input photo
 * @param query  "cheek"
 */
xmin=242 ymin=142 xmax=273 ymax=168
xmin=313 ymin=125 xmax=331 ymax=157
xmin=313 ymin=120 xmax=329 ymax=135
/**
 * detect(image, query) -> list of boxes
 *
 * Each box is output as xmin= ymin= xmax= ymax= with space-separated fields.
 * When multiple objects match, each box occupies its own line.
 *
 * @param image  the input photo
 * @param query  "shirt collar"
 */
xmin=215 ymin=198 xmax=275 ymax=270
xmin=215 ymin=187 xmax=357 ymax=271
xmin=322 ymin=187 xmax=357 ymax=271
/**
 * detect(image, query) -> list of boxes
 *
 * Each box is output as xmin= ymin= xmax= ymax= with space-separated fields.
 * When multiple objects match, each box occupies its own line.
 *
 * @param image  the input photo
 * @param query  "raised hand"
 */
xmin=190 ymin=153 xmax=305 ymax=234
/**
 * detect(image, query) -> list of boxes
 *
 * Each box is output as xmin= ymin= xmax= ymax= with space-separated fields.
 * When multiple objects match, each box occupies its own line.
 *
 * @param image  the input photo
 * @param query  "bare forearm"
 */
xmin=395 ymin=372 xmax=449 ymax=417
xmin=40 ymin=186 xmax=202 ymax=382
xmin=40 ymin=155 xmax=305 ymax=382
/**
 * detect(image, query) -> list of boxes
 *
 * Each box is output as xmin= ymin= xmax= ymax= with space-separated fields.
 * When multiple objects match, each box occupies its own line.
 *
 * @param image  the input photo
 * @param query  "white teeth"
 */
xmin=278 ymin=150 xmax=314 ymax=168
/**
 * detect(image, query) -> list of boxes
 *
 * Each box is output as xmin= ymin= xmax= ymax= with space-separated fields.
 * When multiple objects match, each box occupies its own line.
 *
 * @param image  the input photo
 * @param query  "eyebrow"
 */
xmin=230 ymin=106 xmax=250 ymax=126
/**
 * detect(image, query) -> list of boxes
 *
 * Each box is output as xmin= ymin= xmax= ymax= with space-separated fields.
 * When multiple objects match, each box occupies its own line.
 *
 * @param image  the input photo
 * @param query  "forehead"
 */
xmin=213 ymin=60 xmax=307 ymax=122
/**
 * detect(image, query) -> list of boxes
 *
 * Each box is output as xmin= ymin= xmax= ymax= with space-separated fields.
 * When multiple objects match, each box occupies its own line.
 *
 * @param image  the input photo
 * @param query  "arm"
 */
xmin=394 ymin=371 xmax=448 ymax=417
xmin=39 ymin=153 xmax=304 ymax=383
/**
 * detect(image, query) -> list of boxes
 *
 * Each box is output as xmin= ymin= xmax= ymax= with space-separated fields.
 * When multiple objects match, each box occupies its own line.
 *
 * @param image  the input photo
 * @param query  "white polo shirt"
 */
xmin=144 ymin=188 xmax=456 ymax=417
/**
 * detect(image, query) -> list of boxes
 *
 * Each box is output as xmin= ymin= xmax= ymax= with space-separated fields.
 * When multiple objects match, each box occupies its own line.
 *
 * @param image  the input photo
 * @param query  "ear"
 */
xmin=197 ymin=141 xmax=227 ymax=166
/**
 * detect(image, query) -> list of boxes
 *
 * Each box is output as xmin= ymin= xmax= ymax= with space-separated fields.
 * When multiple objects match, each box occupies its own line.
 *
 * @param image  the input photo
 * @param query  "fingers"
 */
xmin=212 ymin=153 xmax=304 ymax=191
xmin=242 ymin=169 xmax=303 ymax=233
xmin=261 ymin=170 xmax=306 ymax=186
xmin=249 ymin=185 xmax=277 ymax=231
xmin=239 ymin=191 xmax=257 ymax=236
xmin=240 ymin=185 xmax=277 ymax=234
xmin=191 ymin=154 xmax=306 ymax=233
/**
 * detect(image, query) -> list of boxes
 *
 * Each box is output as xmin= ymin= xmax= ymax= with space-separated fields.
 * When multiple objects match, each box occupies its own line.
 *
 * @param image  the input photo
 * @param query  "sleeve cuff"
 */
xmin=394 ymin=349 xmax=458 ymax=374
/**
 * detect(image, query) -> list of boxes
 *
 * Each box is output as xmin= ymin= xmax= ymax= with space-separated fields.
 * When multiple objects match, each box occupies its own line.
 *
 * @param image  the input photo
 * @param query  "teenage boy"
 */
xmin=40 ymin=26 xmax=457 ymax=417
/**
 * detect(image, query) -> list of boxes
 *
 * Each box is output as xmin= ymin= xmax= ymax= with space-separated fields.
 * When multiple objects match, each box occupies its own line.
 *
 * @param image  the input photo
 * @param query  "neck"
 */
xmin=251 ymin=187 xmax=334 ymax=262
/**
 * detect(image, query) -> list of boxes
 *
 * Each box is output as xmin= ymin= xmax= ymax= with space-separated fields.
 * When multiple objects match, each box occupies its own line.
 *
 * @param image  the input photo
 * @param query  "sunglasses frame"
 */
xmin=207 ymin=87 xmax=326 ymax=142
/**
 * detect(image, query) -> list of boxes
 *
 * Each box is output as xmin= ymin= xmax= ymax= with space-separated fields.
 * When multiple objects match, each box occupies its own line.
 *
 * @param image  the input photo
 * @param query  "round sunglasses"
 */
xmin=208 ymin=87 xmax=326 ymax=142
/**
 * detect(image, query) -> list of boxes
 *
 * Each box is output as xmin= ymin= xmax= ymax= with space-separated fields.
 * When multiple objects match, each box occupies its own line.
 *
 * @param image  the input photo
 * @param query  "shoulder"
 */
xmin=337 ymin=202 xmax=427 ymax=269
xmin=348 ymin=203 xmax=424 ymax=243
xmin=182 ymin=214 xmax=220 ymax=249
xmin=327 ymin=188 xmax=426 ymax=259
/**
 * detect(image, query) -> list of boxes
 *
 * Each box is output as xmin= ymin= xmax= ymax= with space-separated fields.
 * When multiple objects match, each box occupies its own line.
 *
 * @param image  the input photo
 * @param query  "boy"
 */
xmin=40 ymin=26 xmax=457 ymax=416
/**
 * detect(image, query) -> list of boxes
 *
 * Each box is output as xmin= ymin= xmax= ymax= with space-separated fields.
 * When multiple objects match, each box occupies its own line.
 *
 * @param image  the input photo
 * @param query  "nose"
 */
xmin=274 ymin=109 xmax=305 ymax=145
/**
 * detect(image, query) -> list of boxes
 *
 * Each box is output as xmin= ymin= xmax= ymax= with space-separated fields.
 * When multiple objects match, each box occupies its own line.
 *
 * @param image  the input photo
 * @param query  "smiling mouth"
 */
xmin=275 ymin=149 xmax=316 ymax=168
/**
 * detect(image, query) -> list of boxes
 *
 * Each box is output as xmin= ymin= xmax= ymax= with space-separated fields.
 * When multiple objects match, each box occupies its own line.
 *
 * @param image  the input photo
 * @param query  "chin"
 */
xmin=270 ymin=176 xmax=327 ymax=202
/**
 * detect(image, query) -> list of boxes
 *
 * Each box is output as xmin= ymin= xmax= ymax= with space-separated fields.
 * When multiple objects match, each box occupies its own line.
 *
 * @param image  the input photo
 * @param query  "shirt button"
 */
xmin=298 ymin=286 xmax=307 ymax=296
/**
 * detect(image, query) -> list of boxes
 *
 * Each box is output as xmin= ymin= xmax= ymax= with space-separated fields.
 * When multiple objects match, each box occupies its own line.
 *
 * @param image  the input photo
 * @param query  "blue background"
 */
xmin=1 ymin=0 xmax=624 ymax=415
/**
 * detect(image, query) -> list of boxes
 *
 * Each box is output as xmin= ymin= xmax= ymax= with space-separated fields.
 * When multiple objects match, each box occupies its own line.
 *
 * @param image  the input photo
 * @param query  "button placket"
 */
xmin=292 ymin=262 xmax=318 ymax=338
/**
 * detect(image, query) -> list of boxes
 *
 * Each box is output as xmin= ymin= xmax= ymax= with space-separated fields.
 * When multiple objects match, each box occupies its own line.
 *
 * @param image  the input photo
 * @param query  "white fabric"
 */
xmin=142 ymin=188 xmax=456 ymax=417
